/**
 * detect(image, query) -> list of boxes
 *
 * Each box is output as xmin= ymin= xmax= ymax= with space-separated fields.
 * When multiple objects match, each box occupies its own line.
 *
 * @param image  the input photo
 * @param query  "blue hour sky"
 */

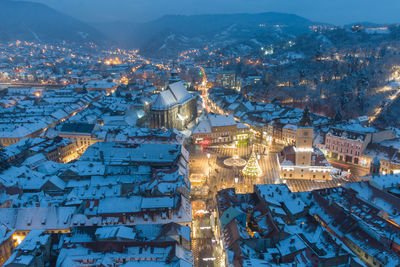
xmin=29 ymin=0 xmax=400 ymax=25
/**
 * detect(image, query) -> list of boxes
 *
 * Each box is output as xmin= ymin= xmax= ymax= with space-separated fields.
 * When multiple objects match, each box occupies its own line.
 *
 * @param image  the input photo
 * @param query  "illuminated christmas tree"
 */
xmin=241 ymin=146 xmax=262 ymax=177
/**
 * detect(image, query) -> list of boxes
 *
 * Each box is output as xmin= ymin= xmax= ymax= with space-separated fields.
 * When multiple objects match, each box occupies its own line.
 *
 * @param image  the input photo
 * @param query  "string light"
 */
xmin=241 ymin=145 xmax=262 ymax=177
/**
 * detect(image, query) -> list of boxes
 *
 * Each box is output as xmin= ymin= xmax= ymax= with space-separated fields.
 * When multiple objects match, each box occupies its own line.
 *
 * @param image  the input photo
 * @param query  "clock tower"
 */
xmin=295 ymin=107 xmax=313 ymax=166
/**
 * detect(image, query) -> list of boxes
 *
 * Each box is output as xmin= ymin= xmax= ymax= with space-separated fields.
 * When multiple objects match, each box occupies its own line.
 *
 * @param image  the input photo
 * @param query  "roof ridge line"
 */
xmin=167 ymin=85 xmax=178 ymax=102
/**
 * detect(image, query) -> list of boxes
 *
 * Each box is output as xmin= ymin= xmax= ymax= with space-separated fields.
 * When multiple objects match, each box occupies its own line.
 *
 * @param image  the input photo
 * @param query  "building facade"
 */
xmin=45 ymin=137 xmax=78 ymax=163
xmin=58 ymin=123 xmax=100 ymax=153
xmin=322 ymin=125 xmax=395 ymax=167
xmin=325 ymin=130 xmax=367 ymax=165
xmin=192 ymin=114 xmax=249 ymax=145
xmin=282 ymin=124 xmax=297 ymax=146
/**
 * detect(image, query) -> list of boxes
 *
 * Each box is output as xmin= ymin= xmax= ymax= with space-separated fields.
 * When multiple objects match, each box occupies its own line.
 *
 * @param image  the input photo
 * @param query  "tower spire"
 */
xmin=334 ymin=109 xmax=342 ymax=122
xmin=169 ymin=62 xmax=180 ymax=84
xmin=370 ymin=157 xmax=381 ymax=176
xmin=299 ymin=106 xmax=312 ymax=127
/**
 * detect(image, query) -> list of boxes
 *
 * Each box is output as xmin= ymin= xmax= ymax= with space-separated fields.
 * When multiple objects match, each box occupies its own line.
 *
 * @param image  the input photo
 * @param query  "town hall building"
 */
xmin=278 ymin=107 xmax=333 ymax=180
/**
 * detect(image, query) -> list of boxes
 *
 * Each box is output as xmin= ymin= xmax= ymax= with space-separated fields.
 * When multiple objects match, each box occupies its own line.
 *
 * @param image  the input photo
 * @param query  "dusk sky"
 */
xmin=29 ymin=0 xmax=400 ymax=25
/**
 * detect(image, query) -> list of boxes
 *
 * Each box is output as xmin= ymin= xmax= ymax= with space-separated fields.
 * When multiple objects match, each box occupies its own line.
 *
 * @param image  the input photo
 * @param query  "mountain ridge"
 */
xmin=0 ymin=0 xmax=103 ymax=43
xmin=93 ymin=12 xmax=318 ymax=56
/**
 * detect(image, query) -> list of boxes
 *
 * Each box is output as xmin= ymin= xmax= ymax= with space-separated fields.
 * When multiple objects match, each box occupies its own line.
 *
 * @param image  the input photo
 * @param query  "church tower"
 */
xmin=370 ymin=157 xmax=381 ymax=176
xmin=295 ymin=107 xmax=313 ymax=166
xmin=169 ymin=69 xmax=180 ymax=84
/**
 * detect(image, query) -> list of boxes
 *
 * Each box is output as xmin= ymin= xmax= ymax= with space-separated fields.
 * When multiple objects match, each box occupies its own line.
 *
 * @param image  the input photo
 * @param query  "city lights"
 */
xmin=0 ymin=6 xmax=399 ymax=266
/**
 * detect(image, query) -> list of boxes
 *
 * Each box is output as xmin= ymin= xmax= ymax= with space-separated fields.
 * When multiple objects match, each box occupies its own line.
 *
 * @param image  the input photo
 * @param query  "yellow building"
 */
xmin=58 ymin=123 xmax=100 ymax=153
xmin=0 ymin=226 xmax=15 ymax=266
xmin=192 ymin=114 xmax=249 ymax=145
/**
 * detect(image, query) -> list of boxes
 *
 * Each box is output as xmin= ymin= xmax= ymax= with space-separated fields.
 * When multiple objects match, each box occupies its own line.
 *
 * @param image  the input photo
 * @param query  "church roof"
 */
xmin=152 ymin=81 xmax=192 ymax=110
xmin=169 ymin=82 xmax=191 ymax=103
xmin=152 ymin=90 xmax=176 ymax=110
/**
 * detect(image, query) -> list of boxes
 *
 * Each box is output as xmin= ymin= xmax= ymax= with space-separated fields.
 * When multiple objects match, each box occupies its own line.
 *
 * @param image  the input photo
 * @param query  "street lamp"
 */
xmin=234 ymin=177 xmax=239 ymax=184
